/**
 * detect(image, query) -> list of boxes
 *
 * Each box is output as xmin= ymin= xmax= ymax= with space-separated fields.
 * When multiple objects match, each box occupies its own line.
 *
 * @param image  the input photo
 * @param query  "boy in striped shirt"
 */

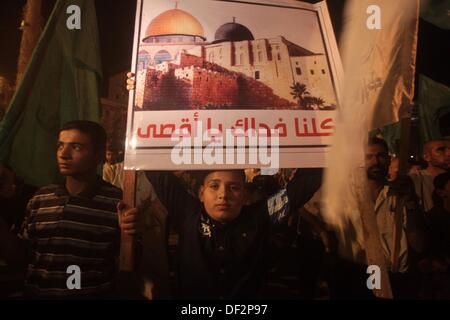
xmin=0 ymin=121 xmax=142 ymax=298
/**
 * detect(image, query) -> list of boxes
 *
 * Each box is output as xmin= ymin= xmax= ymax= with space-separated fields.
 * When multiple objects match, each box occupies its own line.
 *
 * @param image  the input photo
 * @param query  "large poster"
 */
xmin=125 ymin=0 xmax=343 ymax=170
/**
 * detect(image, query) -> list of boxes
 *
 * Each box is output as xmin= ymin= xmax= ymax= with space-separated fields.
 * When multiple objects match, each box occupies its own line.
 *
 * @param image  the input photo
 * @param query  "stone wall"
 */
xmin=141 ymin=69 xmax=192 ymax=110
xmin=138 ymin=52 xmax=296 ymax=110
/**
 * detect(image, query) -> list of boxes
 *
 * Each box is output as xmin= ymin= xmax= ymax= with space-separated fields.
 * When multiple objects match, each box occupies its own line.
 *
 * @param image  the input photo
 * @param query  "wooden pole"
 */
xmin=116 ymin=170 xmax=142 ymax=298
xmin=15 ymin=0 xmax=42 ymax=88
xmin=120 ymin=170 xmax=137 ymax=271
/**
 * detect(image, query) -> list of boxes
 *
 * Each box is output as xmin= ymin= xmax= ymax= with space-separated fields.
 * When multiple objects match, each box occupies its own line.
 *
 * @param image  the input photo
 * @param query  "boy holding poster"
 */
xmin=145 ymin=169 xmax=321 ymax=299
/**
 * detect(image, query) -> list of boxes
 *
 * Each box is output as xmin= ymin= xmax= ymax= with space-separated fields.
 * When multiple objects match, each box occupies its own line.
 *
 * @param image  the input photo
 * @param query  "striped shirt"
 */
xmin=19 ymin=177 xmax=122 ymax=298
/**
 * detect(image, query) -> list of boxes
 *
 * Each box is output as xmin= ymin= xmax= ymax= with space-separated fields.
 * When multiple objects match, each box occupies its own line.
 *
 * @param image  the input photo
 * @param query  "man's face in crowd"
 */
xmin=424 ymin=140 xmax=450 ymax=171
xmin=57 ymin=129 xmax=100 ymax=177
xmin=199 ymin=171 xmax=246 ymax=223
xmin=0 ymin=165 xmax=16 ymax=199
xmin=365 ymin=144 xmax=390 ymax=181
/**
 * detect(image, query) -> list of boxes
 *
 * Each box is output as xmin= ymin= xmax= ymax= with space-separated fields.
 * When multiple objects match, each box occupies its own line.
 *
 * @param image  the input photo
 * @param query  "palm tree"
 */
xmin=290 ymin=82 xmax=309 ymax=109
xmin=301 ymin=96 xmax=315 ymax=110
xmin=311 ymin=97 xmax=326 ymax=110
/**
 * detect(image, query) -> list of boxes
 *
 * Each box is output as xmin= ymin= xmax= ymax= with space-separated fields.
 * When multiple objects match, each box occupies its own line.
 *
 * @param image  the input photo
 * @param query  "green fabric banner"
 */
xmin=0 ymin=0 xmax=102 ymax=187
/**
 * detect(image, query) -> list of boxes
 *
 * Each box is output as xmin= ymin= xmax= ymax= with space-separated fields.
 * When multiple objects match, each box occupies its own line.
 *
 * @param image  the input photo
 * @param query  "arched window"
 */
xmin=138 ymin=50 xmax=150 ymax=71
xmin=153 ymin=50 xmax=172 ymax=64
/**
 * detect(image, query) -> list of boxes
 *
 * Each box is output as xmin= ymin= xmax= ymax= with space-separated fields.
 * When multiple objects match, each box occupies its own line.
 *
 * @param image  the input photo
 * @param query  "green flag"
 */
xmin=0 ymin=0 xmax=102 ymax=187
xmin=371 ymin=75 xmax=450 ymax=155
xmin=418 ymin=75 xmax=450 ymax=143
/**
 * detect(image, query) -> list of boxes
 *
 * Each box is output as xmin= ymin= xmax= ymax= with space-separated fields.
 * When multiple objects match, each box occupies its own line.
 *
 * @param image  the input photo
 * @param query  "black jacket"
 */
xmin=146 ymin=169 xmax=321 ymax=299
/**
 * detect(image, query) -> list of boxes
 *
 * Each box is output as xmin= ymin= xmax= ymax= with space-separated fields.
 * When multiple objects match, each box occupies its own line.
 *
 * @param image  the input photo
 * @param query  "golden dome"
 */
xmin=145 ymin=9 xmax=205 ymax=39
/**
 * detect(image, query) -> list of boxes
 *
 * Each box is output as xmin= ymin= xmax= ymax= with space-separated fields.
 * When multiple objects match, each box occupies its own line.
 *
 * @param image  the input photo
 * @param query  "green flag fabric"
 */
xmin=0 ymin=0 xmax=102 ymax=187
xmin=418 ymin=75 xmax=450 ymax=143
xmin=371 ymin=75 xmax=450 ymax=155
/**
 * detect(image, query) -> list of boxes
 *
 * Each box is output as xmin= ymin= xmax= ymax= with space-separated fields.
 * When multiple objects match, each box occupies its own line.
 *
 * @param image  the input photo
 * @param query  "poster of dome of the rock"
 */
xmin=125 ymin=0 xmax=343 ymax=170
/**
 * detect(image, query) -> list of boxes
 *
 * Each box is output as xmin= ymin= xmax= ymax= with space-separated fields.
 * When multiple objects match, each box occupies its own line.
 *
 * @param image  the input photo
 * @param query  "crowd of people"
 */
xmin=0 ymin=118 xmax=449 ymax=299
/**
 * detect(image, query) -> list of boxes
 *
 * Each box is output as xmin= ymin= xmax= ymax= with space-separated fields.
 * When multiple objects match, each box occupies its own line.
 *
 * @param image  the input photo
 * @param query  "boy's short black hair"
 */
xmin=59 ymin=120 xmax=107 ymax=154
xmin=197 ymin=170 xmax=246 ymax=185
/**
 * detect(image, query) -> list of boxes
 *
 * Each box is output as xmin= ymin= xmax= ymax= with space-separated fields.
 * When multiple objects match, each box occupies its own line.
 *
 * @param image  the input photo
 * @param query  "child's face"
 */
xmin=105 ymin=150 xmax=119 ymax=164
xmin=199 ymin=171 xmax=246 ymax=223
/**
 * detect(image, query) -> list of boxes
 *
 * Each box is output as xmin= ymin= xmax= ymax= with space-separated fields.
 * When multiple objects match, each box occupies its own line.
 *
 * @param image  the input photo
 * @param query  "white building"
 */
xmin=137 ymin=6 xmax=337 ymax=108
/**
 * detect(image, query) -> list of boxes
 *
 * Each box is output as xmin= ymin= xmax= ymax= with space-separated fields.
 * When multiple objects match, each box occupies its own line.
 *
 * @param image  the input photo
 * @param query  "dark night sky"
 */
xmin=0 ymin=0 xmax=138 ymax=95
xmin=0 ymin=0 xmax=448 ymax=97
